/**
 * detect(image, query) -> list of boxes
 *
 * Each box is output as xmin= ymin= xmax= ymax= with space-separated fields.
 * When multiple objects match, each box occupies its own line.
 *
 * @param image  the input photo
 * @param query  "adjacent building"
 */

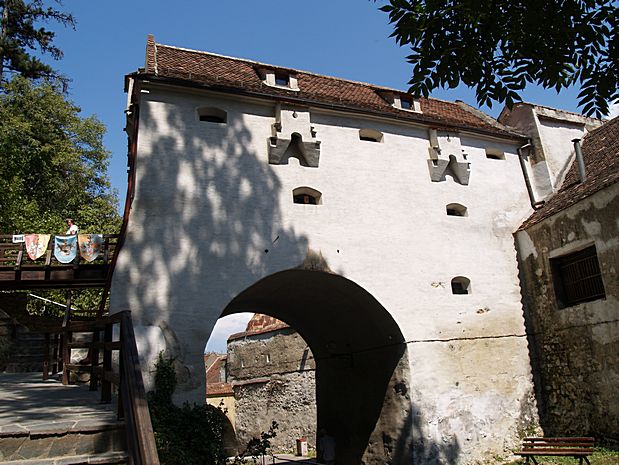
xmin=514 ymin=116 xmax=619 ymax=443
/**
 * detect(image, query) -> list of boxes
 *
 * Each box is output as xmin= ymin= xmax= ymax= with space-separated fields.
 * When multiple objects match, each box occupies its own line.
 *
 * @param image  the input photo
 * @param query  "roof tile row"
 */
xmin=141 ymin=36 xmax=522 ymax=139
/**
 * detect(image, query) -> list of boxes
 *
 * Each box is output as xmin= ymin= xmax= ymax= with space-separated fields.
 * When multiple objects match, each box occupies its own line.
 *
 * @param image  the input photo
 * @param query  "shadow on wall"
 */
xmin=113 ymin=95 xmax=461 ymax=465
xmin=367 ymin=348 xmax=461 ymax=465
xmin=113 ymin=96 xmax=309 ymax=389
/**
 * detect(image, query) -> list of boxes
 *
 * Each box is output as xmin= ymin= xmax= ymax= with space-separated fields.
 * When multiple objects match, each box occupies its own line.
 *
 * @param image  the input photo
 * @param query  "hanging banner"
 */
xmin=78 ymin=234 xmax=103 ymax=262
xmin=12 ymin=234 xmax=25 ymax=243
xmin=54 ymin=235 xmax=78 ymax=263
xmin=25 ymin=234 xmax=51 ymax=260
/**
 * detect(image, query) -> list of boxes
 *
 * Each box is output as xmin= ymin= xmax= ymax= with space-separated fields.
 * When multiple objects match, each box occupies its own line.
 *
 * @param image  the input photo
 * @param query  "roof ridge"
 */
xmin=454 ymin=101 xmax=526 ymax=137
xmin=583 ymin=115 xmax=619 ymax=142
xmin=518 ymin=101 xmax=603 ymax=122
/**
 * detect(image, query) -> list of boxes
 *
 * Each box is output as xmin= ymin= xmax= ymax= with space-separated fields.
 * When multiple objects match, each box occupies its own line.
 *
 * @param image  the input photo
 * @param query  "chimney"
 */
xmin=572 ymin=138 xmax=587 ymax=183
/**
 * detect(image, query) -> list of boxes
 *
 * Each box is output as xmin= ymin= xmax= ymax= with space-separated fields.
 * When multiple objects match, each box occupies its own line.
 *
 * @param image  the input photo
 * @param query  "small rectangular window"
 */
xmin=400 ymin=99 xmax=412 ymax=110
xmin=550 ymin=245 xmax=606 ymax=308
xmin=275 ymin=74 xmax=289 ymax=87
xmin=485 ymin=149 xmax=505 ymax=160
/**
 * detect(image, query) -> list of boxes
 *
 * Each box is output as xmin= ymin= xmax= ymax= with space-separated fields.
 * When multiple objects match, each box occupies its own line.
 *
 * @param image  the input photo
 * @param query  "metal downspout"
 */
xmin=572 ymin=138 xmax=587 ymax=183
xmin=517 ymin=143 xmax=541 ymax=210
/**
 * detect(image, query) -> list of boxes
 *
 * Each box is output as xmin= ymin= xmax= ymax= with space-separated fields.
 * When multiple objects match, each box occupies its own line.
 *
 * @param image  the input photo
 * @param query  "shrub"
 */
xmin=148 ymin=353 xmax=226 ymax=465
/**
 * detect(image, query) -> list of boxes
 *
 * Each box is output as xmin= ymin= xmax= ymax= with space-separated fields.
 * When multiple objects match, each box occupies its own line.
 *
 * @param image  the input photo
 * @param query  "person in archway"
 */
xmin=317 ymin=428 xmax=336 ymax=465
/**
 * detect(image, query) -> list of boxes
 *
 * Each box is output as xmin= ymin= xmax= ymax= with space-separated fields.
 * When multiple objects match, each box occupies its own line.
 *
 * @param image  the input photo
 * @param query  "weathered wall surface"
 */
xmin=228 ymin=328 xmax=316 ymax=451
xmin=111 ymin=84 xmax=540 ymax=464
xmin=515 ymin=183 xmax=619 ymax=442
xmin=498 ymin=104 xmax=601 ymax=201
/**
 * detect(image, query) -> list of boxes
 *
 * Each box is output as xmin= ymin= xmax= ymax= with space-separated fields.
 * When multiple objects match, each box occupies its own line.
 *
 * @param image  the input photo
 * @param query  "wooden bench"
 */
xmin=518 ymin=437 xmax=594 ymax=465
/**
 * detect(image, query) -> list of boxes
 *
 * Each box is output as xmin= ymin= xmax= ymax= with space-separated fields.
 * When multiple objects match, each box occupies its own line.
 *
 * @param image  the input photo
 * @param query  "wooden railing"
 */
xmin=0 ymin=234 xmax=118 ymax=289
xmin=0 ymin=234 xmax=118 ymax=266
xmin=45 ymin=310 xmax=160 ymax=465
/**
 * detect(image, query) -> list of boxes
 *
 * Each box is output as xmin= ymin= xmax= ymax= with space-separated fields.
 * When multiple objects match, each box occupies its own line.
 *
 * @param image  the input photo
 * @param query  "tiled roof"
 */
xmin=228 ymin=313 xmax=289 ymax=341
xmin=206 ymin=382 xmax=233 ymax=396
xmin=521 ymin=117 xmax=619 ymax=229
xmin=139 ymin=35 xmax=523 ymax=139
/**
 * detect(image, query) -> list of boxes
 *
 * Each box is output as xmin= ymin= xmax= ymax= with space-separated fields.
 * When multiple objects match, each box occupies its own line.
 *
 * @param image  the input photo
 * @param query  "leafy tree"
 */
xmin=0 ymin=76 xmax=119 ymax=234
xmin=0 ymin=76 xmax=120 ymax=313
xmin=378 ymin=0 xmax=618 ymax=117
xmin=0 ymin=0 xmax=74 ymax=84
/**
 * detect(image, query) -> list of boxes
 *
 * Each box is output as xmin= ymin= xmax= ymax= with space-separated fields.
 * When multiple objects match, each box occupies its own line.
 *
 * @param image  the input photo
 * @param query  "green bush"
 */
xmin=148 ymin=353 xmax=226 ymax=465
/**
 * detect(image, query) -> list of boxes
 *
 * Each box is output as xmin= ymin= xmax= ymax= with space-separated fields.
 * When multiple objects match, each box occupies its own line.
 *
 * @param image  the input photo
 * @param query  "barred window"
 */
xmin=550 ymin=245 xmax=606 ymax=308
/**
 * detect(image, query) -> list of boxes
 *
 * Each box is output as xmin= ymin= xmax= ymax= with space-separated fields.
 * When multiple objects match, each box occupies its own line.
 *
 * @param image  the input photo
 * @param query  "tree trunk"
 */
xmin=0 ymin=1 xmax=9 ymax=84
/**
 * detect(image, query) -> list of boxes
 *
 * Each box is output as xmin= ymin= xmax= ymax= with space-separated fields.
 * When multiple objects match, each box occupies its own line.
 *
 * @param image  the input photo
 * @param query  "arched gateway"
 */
xmin=110 ymin=36 xmax=540 ymax=465
xmin=222 ymin=269 xmax=411 ymax=464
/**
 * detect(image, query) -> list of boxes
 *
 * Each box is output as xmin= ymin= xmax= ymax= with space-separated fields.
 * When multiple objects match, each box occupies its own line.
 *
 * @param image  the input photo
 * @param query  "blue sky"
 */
xmin=47 ymin=1 xmax=610 ymax=352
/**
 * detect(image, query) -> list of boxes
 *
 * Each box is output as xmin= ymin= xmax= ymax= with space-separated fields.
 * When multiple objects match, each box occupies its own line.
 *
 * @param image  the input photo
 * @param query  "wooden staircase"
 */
xmin=0 ymin=311 xmax=159 ymax=465
xmin=3 ymin=325 xmax=47 ymax=373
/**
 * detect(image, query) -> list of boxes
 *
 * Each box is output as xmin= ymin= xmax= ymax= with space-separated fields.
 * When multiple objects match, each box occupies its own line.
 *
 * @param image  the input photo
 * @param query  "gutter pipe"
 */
xmin=517 ymin=142 xmax=542 ymax=209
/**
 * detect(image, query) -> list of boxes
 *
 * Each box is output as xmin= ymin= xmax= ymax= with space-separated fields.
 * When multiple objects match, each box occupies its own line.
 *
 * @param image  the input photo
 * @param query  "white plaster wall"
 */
xmin=111 ymin=85 xmax=538 ymax=463
xmin=535 ymin=118 xmax=586 ymax=190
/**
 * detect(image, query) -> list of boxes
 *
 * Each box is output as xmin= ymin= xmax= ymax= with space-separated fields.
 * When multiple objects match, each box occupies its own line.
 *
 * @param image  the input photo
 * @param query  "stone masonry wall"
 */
xmin=233 ymin=371 xmax=316 ymax=452
xmin=228 ymin=327 xmax=316 ymax=451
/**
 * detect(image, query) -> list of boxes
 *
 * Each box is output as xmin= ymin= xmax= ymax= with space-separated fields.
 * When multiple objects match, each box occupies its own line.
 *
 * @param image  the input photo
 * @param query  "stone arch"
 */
xmin=218 ymin=269 xmax=410 ymax=465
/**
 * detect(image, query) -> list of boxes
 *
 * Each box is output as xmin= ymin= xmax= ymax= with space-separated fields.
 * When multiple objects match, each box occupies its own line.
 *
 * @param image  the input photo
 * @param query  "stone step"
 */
xmin=10 ymin=348 xmax=47 ymax=357
xmin=13 ymin=332 xmax=47 ymax=340
xmin=3 ymin=363 xmax=44 ymax=374
xmin=0 ymin=419 xmax=126 ymax=462
xmin=0 ymin=450 xmax=128 ymax=464
xmin=13 ymin=329 xmax=46 ymax=340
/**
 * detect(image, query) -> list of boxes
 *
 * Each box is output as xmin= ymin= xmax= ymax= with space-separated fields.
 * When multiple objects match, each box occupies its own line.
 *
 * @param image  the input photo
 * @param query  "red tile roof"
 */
xmin=521 ymin=117 xmax=619 ymax=229
xmin=137 ymin=35 xmax=523 ymax=140
xmin=206 ymin=382 xmax=233 ymax=396
xmin=228 ymin=313 xmax=289 ymax=342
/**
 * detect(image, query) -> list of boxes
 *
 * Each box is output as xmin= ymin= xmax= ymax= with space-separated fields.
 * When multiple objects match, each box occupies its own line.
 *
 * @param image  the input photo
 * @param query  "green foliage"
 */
xmin=233 ymin=421 xmax=278 ymax=464
xmin=0 ymin=76 xmax=120 ymax=234
xmin=377 ymin=0 xmax=618 ymax=117
xmin=148 ymin=353 xmax=227 ymax=465
xmin=0 ymin=0 xmax=74 ymax=83
xmin=150 ymin=353 xmax=177 ymax=406
xmin=0 ymin=76 xmax=120 ymax=316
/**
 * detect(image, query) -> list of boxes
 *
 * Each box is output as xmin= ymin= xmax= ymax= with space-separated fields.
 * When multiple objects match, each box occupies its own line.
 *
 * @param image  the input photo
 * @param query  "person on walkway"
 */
xmin=65 ymin=218 xmax=78 ymax=235
xmin=317 ymin=428 xmax=336 ymax=465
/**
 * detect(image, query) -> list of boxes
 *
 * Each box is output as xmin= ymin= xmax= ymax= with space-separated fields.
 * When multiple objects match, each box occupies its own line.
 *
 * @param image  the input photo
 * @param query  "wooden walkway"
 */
xmin=0 ymin=373 xmax=118 ymax=432
xmin=0 ymin=234 xmax=118 ymax=290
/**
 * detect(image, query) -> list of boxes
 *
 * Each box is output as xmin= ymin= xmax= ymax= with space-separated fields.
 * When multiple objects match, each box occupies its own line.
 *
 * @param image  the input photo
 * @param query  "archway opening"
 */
xmin=210 ymin=269 xmax=408 ymax=465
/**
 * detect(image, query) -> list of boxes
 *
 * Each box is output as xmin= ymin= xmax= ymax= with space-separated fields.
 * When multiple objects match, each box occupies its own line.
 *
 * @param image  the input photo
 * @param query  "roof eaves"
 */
xmin=133 ymin=72 xmax=525 ymax=141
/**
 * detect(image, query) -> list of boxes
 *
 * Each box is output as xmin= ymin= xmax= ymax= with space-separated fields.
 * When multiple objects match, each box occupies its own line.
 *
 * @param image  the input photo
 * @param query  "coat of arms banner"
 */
xmin=25 ymin=234 xmax=51 ymax=260
xmin=78 ymin=234 xmax=103 ymax=262
xmin=54 ymin=235 xmax=78 ymax=263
